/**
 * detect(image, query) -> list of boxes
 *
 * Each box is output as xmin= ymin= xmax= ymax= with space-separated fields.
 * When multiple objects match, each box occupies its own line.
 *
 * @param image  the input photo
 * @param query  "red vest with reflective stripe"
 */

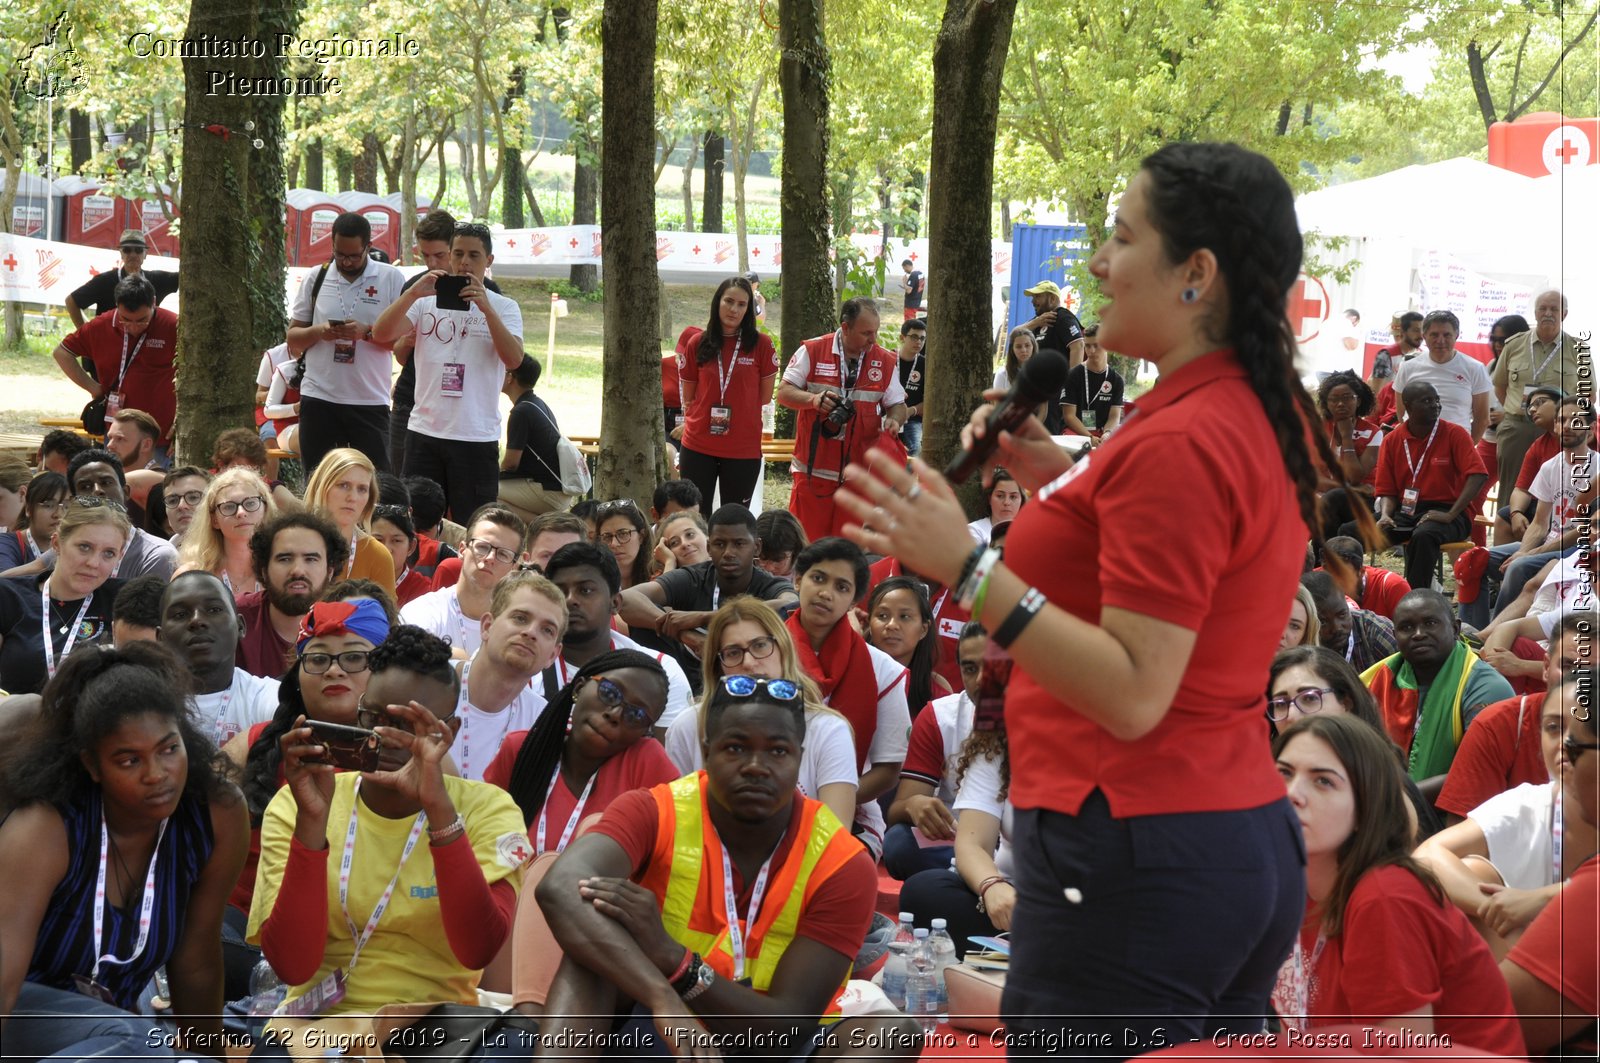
xmin=791 ymin=333 xmax=897 ymax=481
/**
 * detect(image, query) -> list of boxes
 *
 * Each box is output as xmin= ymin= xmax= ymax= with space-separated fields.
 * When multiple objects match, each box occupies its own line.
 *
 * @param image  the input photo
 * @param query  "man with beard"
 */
xmin=540 ymin=542 xmax=693 ymax=731
xmin=158 ymin=571 xmax=279 ymax=745
xmin=237 ymin=511 xmax=348 ymax=678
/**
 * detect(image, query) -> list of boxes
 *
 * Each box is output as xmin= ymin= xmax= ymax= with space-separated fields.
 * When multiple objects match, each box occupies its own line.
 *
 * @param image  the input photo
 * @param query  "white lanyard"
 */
xmin=339 ymin=779 xmax=427 ymax=971
xmin=1401 ymin=420 xmax=1440 ymax=488
xmin=91 ymin=815 xmax=169 ymax=983
xmin=711 ymin=581 xmax=722 ymax=611
xmin=220 ymin=570 xmax=258 ymax=598
xmin=455 ymin=656 xmax=514 ymax=780
xmin=1282 ymin=931 xmax=1327 ymax=1032
xmin=714 ymin=335 xmax=743 ymax=406
xmin=834 ymin=331 xmax=861 ymax=394
xmin=1344 ymin=629 xmax=1355 ymax=662
xmin=1084 ymin=368 xmax=1106 ymax=410
xmin=1530 ymin=338 xmax=1562 ymax=384
xmin=713 ymin=825 xmax=784 ymax=981
xmin=42 ymin=584 xmax=93 ymax=681
xmin=535 ymin=768 xmax=596 ymax=856
xmin=113 ymin=316 xmax=149 ymax=394
xmin=344 ymin=532 xmax=358 ymax=577
xmin=207 ymin=677 xmax=236 ymax=742
xmin=452 ymin=592 xmax=473 ymax=653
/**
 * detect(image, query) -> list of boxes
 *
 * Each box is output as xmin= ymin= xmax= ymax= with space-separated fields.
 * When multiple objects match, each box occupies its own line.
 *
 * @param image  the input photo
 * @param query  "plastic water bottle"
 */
xmin=247 ymin=959 xmax=286 ymax=1032
xmin=905 ymin=929 xmax=939 ymax=1034
xmin=928 ymin=918 xmax=957 ymax=1019
xmin=881 ymin=912 xmax=916 ymax=1009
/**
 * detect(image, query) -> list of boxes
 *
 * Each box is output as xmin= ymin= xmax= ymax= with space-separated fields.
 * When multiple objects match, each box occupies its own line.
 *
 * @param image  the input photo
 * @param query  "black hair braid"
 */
xmin=369 ymin=624 xmax=458 ymax=696
xmin=242 ymin=663 xmax=308 ymax=823
xmin=504 ymin=649 xmax=666 ymax=828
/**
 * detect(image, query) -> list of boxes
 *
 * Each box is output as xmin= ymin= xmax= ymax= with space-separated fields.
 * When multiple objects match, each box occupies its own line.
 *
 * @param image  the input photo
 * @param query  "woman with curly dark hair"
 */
xmin=247 ymin=623 xmax=525 ymax=1032
xmin=898 ymin=680 xmax=1013 ymax=959
xmin=672 ymin=276 xmax=780 ymax=517
xmin=0 ymin=641 xmax=248 ymax=1058
xmin=1317 ymin=369 xmax=1384 ymax=540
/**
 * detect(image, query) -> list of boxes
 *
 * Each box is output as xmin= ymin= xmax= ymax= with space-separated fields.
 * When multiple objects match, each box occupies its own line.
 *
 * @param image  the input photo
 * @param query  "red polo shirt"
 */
xmin=674 ymin=327 xmax=779 ymax=459
xmin=1000 ymin=350 xmax=1301 ymax=817
xmin=867 ymin=555 xmax=970 ymax=692
xmin=1371 ymin=417 xmax=1485 ymax=505
xmin=61 ymin=307 xmax=180 ymax=442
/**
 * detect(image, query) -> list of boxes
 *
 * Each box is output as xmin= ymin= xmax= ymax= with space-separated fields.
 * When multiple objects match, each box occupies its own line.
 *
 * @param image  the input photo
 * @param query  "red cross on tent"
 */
xmin=1287 ymin=273 xmax=1330 ymax=344
xmin=507 ymin=238 xmax=516 ymax=248
xmin=908 ymin=251 xmax=918 ymax=262
xmin=1 ymin=255 xmax=16 ymax=272
xmin=692 ymin=245 xmax=701 ymax=255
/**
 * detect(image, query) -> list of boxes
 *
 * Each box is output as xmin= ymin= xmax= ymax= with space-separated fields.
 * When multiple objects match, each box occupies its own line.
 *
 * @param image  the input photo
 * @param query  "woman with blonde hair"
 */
xmin=663 ymin=596 xmax=857 ymax=825
xmin=1281 ymin=582 xmax=1322 ymax=651
xmin=302 ymin=447 xmax=396 ymax=597
xmin=176 ymin=467 xmax=276 ymax=599
xmin=0 ymin=498 xmax=129 ymax=694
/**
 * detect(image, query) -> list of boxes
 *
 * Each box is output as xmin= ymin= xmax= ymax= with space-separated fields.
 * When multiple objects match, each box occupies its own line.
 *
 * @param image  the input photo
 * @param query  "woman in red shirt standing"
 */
xmin=837 ymin=142 xmax=1371 ymax=1054
xmin=673 ymin=277 xmax=779 ymax=519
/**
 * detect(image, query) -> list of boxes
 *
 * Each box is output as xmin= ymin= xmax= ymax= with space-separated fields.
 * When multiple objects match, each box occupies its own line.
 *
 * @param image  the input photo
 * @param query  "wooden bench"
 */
xmin=0 ymin=432 xmax=42 ymax=460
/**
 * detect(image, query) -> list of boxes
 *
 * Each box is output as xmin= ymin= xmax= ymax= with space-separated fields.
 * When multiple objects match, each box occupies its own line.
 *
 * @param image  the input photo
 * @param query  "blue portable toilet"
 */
xmin=1006 ymin=223 xmax=1091 ymax=334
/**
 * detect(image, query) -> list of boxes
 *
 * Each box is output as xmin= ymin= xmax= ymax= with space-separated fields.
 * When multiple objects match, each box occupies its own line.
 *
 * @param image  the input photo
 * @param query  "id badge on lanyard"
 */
xmin=710 ymin=336 xmax=742 ymax=436
xmin=1400 ymin=487 xmax=1420 ymax=517
xmin=108 ymin=323 xmax=148 ymax=420
xmin=442 ymin=363 xmax=466 ymax=396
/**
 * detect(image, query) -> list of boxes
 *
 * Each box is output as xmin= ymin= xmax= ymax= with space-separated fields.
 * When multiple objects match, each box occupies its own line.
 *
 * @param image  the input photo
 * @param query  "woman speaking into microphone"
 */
xmin=837 ymin=142 xmax=1369 ymax=1053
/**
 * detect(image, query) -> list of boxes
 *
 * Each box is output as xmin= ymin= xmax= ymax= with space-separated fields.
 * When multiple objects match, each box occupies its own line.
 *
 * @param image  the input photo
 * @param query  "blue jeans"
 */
xmin=900 ymin=419 xmax=923 ymax=458
xmin=8 ymin=982 xmax=173 ymax=1061
xmin=1493 ymin=545 xmax=1576 ymax=619
xmin=1002 ymin=793 xmax=1305 ymax=1062
xmin=881 ymin=822 xmax=953 ymax=881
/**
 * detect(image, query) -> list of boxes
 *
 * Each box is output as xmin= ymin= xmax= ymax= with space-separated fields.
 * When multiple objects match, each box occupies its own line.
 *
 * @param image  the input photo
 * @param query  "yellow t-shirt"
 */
xmin=247 ymin=773 xmax=527 ymax=1014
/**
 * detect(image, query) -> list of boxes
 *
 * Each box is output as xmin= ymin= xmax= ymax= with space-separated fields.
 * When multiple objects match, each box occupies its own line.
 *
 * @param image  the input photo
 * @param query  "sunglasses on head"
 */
xmin=720 ymin=675 xmax=800 ymax=701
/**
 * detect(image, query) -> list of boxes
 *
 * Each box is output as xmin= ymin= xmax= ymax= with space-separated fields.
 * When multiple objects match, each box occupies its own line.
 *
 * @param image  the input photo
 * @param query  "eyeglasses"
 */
xmin=599 ymin=527 xmax=637 ymax=547
xmin=299 ymin=650 xmax=372 ymax=675
xmin=589 ymin=676 xmax=657 ymax=731
xmin=214 ymin=496 xmax=266 ymax=516
xmin=717 ymin=636 xmax=779 ymax=668
xmin=34 ymin=499 xmax=68 ymax=513
xmin=465 ymin=538 xmax=518 ymax=566
xmin=1563 ymin=733 xmax=1599 ymax=761
xmin=120 ymin=246 xmax=146 ymax=255
xmin=720 ymin=675 xmax=800 ymax=701
xmin=357 ymin=697 xmax=455 ymax=729
xmin=73 ymin=495 xmax=127 ymax=514
xmin=164 ymin=490 xmax=204 ymax=509
xmin=1267 ymin=687 xmax=1337 ymax=721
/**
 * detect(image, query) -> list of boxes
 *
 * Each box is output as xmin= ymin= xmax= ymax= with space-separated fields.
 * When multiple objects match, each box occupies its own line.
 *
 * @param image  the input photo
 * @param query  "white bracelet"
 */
xmin=958 ymin=547 xmax=1001 ymax=609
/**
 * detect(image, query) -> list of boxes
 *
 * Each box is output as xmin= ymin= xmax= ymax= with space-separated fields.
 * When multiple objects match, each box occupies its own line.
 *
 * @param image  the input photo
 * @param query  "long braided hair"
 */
xmin=1140 ymin=143 xmax=1378 ymax=558
xmin=503 ymin=649 xmax=667 ymax=828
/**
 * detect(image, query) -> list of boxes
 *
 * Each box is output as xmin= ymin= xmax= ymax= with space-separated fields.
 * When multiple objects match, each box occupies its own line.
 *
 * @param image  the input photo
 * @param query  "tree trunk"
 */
xmin=175 ymin=0 xmax=299 ymax=463
xmin=503 ymin=151 xmax=526 ymax=228
xmin=679 ymin=143 xmax=696 ymax=231
xmin=777 ymin=0 xmax=834 ymax=439
xmin=830 ymin=170 xmax=854 ymax=298
xmin=0 ymin=161 xmax=21 ymax=350
xmin=999 ymin=198 xmax=1011 ymax=240
xmin=902 ymin=169 xmax=924 ymax=238
xmin=923 ymin=0 xmax=1018 ymax=484
xmin=570 ymin=135 xmax=598 ymax=292
xmin=336 ymin=148 xmax=353 ymax=192
xmin=702 ymin=131 xmax=725 ymax=233
xmin=598 ymin=0 xmax=665 ymax=506
xmin=730 ymin=107 xmax=750 ymax=270
xmin=353 ymin=133 xmax=379 ymax=193
xmin=400 ymin=111 xmax=420 ymax=262
xmin=1466 ymin=42 xmax=1499 ymax=130
xmin=68 ymin=109 xmax=92 ymax=171
xmin=304 ymin=137 xmax=324 ymax=190
xmin=525 ymin=179 xmax=547 ymax=226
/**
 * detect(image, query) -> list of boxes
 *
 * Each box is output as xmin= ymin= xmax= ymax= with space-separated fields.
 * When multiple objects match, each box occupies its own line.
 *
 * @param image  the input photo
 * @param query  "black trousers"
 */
xmin=389 ymin=405 xmax=412 ymax=475
xmin=297 ymin=395 xmax=392 ymax=475
xmin=404 ymin=432 xmax=500 ymax=523
xmin=1340 ymin=502 xmax=1470 ymax=591
xmin=677 ymin=446 xmax=762 ymax=518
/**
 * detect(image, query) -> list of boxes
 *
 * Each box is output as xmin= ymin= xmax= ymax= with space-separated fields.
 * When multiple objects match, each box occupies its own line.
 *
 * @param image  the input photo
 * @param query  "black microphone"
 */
xmin=945 ymin=347 xmax=1070 ymax=484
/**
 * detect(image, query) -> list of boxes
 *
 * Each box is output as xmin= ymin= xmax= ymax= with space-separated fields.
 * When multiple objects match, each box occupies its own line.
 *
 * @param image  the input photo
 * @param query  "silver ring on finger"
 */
xmin=904 ymin=482 xmax=922 ymax=502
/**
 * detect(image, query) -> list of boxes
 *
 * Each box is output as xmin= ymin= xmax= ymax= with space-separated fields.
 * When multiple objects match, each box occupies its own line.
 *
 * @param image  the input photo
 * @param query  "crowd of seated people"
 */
xmin=1 ymin=274 xmax=1597 ymax=1063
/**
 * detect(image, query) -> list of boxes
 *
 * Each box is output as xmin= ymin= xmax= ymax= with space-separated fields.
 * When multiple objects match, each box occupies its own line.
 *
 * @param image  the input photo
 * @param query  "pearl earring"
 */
xmin=1181 ymin=288 xmax=1199 ymax=304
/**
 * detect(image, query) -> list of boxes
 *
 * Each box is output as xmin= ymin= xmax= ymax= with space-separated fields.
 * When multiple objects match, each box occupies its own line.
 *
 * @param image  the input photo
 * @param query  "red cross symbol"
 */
xmin=88 ymin=266 xmax=100 ymax=276
xmin=1556 ymin=138 xmax=1581 ymax=165
xmin=1 ymin=255 xmax=16 ymax=271
xmin=365 ymin=285 xmax=378 ymax=297
xmin=908 ymin=251 xmax=918 ymax=262
xmin=507 ymin=238 xmax=516 ymax=248
xmin=1287 ymin=273 xmax=1329 ymax=343
xmin=751 ymin=247 xmax=762 ymax=258
xmin=569 ymin=237 xmax=579 ymax=249
xmin=692 ymin=245 xmax=701 ymax=255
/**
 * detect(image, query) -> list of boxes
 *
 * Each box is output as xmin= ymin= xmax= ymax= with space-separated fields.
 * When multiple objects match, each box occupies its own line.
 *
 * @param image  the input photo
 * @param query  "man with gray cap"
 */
xmin=64 ymin=228 xmax=179 ymax=328
xmin=1492 ymin=289 xmax=1590 ymax=502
